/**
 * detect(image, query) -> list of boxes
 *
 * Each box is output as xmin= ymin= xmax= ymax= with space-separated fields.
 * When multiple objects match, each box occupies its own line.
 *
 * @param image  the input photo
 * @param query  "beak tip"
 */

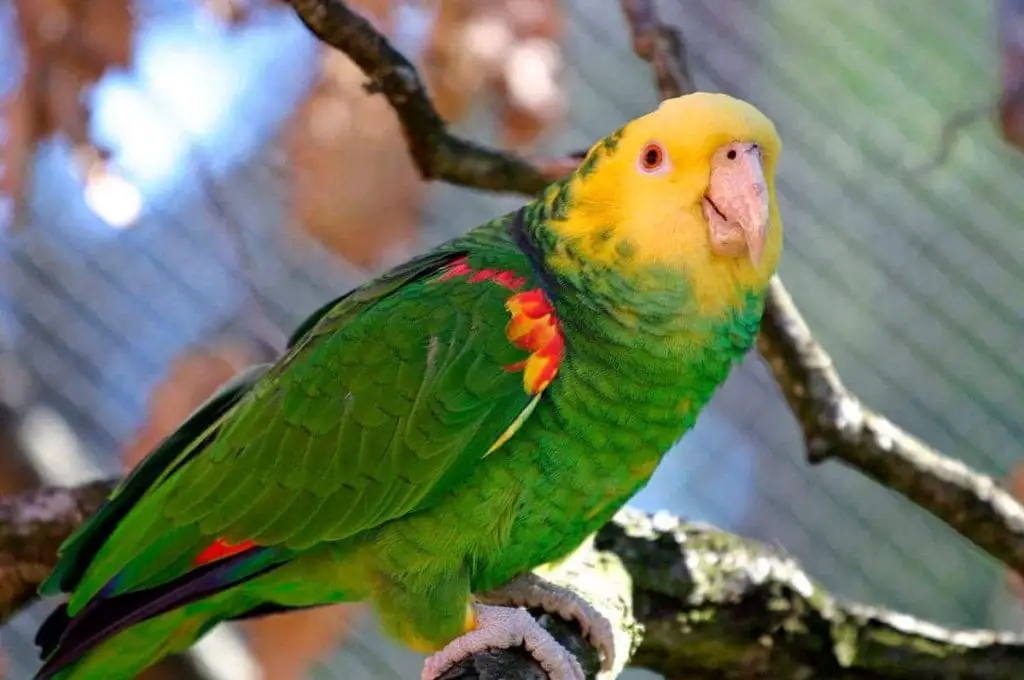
xmin=743 ymin=219 xmax=768 ymax=268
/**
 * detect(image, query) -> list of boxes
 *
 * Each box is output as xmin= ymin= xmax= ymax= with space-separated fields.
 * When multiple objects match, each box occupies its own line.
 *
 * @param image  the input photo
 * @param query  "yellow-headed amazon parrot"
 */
xmin=34 ymin=92 xmax=783 ymax=680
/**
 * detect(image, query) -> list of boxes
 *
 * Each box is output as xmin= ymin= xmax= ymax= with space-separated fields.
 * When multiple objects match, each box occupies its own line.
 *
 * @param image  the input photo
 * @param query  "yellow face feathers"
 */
xmin=547 ymin=92 xmax=784 ymax=317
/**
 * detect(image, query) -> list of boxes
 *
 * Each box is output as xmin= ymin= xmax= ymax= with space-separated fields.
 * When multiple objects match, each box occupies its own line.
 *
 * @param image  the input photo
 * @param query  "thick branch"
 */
xmin=439 ymin=544 xmax=635 ymax=680
xmin=4 ymin=485 xmax=1023 ymax=679
xmin=606 ymin=508 xmax=1024 ymax=680
xmin=0 ymin=481 xmax=109 ymax=623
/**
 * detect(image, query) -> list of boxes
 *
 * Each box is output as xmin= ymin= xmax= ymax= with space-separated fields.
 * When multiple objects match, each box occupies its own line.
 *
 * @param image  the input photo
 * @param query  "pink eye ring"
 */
xmin=637 ymin=142 xmax=670 ymax=174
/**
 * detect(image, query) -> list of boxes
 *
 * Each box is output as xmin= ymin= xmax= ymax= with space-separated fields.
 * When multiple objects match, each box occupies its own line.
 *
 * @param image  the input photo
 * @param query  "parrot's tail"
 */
xmin=36 ymin=603 xmax=224 ymax=680
xmin=36 ymin=601 xmax=328 ymax=680
xmin=33 ymin=548 xmax=288 ymax=680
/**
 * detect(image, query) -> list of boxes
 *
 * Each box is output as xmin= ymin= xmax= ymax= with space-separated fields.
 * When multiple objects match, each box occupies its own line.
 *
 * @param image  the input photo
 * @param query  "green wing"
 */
xmin=65 ymin=239 xmax=552 ymax=610
xmin=44 ymin=247 xmax=466 ymax=600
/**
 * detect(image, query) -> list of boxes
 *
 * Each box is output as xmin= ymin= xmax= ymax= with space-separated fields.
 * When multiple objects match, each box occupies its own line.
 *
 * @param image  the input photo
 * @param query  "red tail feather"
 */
xmin=193 ymin=537 xmax=258 ymax=566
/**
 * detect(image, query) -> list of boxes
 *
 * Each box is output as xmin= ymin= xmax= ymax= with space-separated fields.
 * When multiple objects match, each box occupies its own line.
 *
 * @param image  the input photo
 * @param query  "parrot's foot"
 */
xmin=479 ymin=572 xmax=615 ymax=672
xmin=420 ymin=603 xmax=585 ymax=680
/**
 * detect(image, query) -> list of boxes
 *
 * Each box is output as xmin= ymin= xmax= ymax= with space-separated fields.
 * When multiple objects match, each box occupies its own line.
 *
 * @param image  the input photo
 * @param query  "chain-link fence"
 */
xmin=2 ymin=0 xmax=1023 ymax=678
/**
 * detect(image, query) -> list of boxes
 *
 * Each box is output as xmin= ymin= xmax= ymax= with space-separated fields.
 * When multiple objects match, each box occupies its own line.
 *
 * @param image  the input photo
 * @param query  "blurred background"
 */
xmin=2 ymin=0 xmax=1024 ymax=678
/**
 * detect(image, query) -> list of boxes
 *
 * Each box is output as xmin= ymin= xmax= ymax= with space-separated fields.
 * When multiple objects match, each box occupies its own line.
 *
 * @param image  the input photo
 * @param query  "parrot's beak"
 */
xmin=702 ymin=143 xmax=770 ymax=267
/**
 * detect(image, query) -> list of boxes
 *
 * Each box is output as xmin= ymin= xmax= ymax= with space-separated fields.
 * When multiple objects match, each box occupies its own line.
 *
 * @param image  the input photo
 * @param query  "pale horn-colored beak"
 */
xmin=701 ymin=142 xmax=770 ymax=266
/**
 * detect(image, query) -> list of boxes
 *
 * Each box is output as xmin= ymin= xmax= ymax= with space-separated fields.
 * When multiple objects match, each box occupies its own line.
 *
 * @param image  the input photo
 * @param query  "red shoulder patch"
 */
xmin=193 ymin=537 xmax=258 ymax=566
xmin=436 ymin=256 xmax=526 ymax=290
xmin=504 ymin=289 xmax=565 ymax=395
xmin=434 ymin=257 xmax=564 ymax=395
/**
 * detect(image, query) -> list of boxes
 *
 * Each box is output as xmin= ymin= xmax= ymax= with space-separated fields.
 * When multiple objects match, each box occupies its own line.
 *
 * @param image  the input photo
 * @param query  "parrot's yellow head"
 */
xmin=546 ymin=92 xmax=783 ymax=317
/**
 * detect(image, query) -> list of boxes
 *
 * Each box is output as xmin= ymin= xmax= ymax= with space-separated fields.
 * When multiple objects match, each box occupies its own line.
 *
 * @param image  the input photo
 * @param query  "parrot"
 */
xmin=32 ymin=91 xmax=783 ymax=680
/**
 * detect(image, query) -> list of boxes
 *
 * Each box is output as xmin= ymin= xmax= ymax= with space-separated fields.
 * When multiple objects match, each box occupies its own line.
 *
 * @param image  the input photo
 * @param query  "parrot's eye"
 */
xmin=637 ymin=142 xmax=670 ymax=175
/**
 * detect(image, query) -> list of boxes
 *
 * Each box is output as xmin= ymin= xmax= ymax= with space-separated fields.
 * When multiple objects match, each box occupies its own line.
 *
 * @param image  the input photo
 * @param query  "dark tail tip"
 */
xmin=35 ymin=602 xmax=72 ymax=658
xmin=33 ymin=547 xmax=281 ymax=679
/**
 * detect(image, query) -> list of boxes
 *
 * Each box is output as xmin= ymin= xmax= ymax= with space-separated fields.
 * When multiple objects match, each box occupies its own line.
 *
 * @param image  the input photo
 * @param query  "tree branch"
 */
xmin=286 ymin=0 xmax=551 ymax=195
xmin=4 ymin=484 xmax=1024 ymax=679
xmin=758 ymin=280 xmax=1024 ymax=577
xmin=0 ymin=481 xmax=109 ymax=623
xmin=606 ymin=508 xmax=1024 ymax=680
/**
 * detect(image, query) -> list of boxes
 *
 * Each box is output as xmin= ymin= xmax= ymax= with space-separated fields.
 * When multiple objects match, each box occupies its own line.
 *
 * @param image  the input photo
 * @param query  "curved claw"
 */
xmin=421 ymin=603 xmax=584 ymax=680
xmin=478 ymin=572 xmax=615 ymax=673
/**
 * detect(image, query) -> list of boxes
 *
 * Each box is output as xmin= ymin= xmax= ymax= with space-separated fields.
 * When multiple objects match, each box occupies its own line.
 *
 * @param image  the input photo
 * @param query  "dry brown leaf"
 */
xmin=14 ymin=0 xmax=132 ymax=140
xmin=282 ymin=1 xmax=425 ymax=269
xmin=999 ymin=90 xmax=1024 ymax=151
xmin=999 ymin=48 xmax=1024 ymax=151
xmin=197 ymin=0 xmax=263 ymax=25
xmin=421 ymin=0 xmax=566 ymax=151
xmin=2 ymin=0 xmax=133 ymax=230
xmin=62 ymin=0 xmax=133 ymax=70
xmin=0 ymin=14 xmax=34 ymax=231
xmin=422 ymin=0 xmax=492 ymax=122
xmin=0 ymin=400 xmax=41 ymax=496
xmin=492 ymin=36 xmax=566 ymax=150
xmin=998 ymin=0 xmax=1024 ymax=151
xmin=193 ymin=0 xmax=290 ymax=26
xmin=1005 ymin=463 xmax=1024 ymax=601
xmin=493 ymin=0 xmax=566 ymax=150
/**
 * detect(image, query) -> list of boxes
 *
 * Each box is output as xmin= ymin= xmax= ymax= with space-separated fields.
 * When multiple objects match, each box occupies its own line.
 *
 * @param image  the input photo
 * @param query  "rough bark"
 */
xmin=3 ymin=485 xmax=1023 ymax=679
xmin=757 ymin=281 xmax=1024 ymax=576
xmin=0 ymin=481 xmax=109 ymax=624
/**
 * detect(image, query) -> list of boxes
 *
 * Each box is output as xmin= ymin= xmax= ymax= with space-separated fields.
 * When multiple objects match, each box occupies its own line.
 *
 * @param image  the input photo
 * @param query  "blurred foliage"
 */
xmin=0 ymin=0 xmax=132 ymax=231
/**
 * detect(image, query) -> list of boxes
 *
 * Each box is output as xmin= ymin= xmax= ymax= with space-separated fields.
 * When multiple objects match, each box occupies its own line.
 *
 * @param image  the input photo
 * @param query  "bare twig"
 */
xmin=906 ymin=100 xmax=991 ymax=175
xmin=758 ymin=281 xmax=1024 ymax=574
xmin=286 ymin=0 xmax=552 ymax=195
xmin=620 ymin=0 xmax=694 ymax=99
